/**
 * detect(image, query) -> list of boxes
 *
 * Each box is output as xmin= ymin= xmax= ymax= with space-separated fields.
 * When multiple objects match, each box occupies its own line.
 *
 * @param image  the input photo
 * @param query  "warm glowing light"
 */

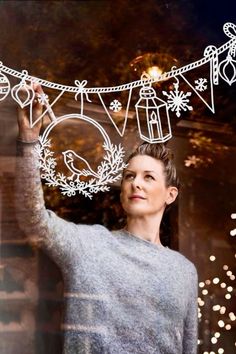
xmin=220 ymin=306 xmax=226 ymax=314
xmin=231 ymin=213 xmax=236 ymax=219
xmin=213 ymin=277 xmax=220 ymax=284
xmin=198 ymin=300 xmax=204 ymax=306
xmin=220 ymin=282 xmax=226 ymax=288
xmin=199 ymin=252 xmax=235 ymax=349
xmin=227 ymin=286 xmax=233 ymax=292
xmin=230 ymin=229 xmax=236 ymax=236
xmin=218 ymin=320 xmax=225 ymax=327
xmin=146 ymin=66 xmax=162 ymax=80
xmin=214 ymin=332 xmax=220 ymax=338
xmin=213 ymin=305 xmax=221 ymax=311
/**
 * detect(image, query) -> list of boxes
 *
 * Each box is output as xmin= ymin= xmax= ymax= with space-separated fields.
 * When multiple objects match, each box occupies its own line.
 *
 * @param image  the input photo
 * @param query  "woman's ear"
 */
xmin=166 ymin=186 xmax=178 ymax=205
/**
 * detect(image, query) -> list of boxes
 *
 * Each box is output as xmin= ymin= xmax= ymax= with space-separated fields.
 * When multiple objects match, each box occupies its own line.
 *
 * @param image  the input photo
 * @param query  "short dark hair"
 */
xmin=126 ymin=143 xmax=180 ymax=189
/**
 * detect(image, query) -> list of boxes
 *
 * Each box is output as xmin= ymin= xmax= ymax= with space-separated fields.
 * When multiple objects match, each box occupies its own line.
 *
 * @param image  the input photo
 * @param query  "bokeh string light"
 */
xmin=230 ymin=213 xmax=236 ymax=237
xmin=198 ymin=254 xmax=236 ymax=353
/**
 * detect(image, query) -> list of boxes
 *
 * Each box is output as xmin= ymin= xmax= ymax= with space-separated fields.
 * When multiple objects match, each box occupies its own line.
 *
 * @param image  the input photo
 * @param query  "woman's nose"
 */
xmin=131 ymin=176 xmax=142 ymax=189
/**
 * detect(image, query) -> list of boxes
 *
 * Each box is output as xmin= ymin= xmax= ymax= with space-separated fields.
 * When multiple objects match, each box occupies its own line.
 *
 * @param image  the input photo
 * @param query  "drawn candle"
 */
xmin=135 ymin=74 xmax=171 ymax=143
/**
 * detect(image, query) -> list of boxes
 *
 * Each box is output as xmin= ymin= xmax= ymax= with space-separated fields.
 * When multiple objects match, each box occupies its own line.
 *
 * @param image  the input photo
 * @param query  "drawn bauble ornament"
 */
xmin=11 ymin=70 xmax=35 ymax=108
xmin=0 ymin=72 xmax=10 ymax=101
xmin=219 ymin=54 xmax=236 ymax=86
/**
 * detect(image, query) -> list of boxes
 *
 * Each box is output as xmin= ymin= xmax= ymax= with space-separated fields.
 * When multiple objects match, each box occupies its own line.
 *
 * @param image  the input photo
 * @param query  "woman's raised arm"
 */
xmin=15 ymin=84 xmax=81 ymax=267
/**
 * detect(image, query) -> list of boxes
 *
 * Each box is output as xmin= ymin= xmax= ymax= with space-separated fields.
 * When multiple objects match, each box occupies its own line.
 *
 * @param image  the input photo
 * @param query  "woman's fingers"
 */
xmin=33 ymin=82 xmax=44 ymax=94
xmin=17 ymin=81 xmax=45 ymax=141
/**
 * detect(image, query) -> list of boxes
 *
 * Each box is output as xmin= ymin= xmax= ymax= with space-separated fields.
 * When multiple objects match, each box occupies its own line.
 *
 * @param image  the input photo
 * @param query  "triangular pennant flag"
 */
xmin=97 ymin=87 xmax=133 ymax=137
xmin=30 ymin=89 xmax=66 ymax=127
xmin=179 ymin=55 xmax=215 ymax=113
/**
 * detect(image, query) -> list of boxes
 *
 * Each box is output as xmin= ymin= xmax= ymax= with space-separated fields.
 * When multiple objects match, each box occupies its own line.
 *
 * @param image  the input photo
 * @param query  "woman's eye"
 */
xmin=124 ymin=174 xmax=134 ymax=180
xmin=145 ymin=174 xmax=155 ymax=180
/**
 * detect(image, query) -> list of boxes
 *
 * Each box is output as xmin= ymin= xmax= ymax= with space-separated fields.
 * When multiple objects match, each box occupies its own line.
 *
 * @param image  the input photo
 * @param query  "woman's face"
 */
xmin=120 ymin=155 xmax=178 ymax=218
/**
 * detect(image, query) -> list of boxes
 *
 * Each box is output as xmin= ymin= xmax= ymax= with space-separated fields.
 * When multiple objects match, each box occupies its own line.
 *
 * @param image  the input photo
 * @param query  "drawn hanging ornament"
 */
xmin=218 ymin=22 xmax=236 ymax=86
xmin=218 ymin=53 xmax=236 ymax=86
xmin=0 ymin=63 xmax=10 ymax=101
xmin=135 ymin=73 xmax=172 ymax=143
xmin=11 ymin=70 xmax=35 ymax=108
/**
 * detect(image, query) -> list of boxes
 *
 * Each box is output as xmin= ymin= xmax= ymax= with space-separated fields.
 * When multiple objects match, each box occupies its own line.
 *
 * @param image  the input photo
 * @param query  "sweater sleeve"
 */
xmin=182 ymin=264 xmax=198 ymax=354
xmin=15 ymin=140 xmax=81 ymax=267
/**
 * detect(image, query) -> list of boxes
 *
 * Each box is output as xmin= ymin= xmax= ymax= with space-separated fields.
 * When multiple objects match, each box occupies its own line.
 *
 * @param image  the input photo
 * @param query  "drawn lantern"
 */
xmin=135 ymin=74 xmax=172 ymax=143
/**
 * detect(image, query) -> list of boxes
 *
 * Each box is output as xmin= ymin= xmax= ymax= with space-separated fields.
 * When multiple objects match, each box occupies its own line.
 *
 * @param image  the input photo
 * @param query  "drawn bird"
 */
xmin=62 ymin=150 xmax=99 ymax=180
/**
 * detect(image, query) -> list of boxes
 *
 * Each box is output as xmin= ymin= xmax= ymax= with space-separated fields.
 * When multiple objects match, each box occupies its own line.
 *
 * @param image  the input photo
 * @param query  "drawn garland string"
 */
xmin=1 ymin=22 xmax=236 ymax=95
xmin=1 ymin=22 xmax=236 ymax=198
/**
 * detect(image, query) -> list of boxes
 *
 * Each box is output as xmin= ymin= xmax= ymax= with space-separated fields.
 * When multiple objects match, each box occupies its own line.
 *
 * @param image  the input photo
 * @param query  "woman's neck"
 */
xmin=125 ymin=215 xmax=163 ymax=245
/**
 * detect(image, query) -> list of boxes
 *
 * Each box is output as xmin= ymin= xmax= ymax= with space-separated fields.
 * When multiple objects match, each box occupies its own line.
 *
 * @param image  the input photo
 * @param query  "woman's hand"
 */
xmin=17 ymin=83 xmax=44 ymax=142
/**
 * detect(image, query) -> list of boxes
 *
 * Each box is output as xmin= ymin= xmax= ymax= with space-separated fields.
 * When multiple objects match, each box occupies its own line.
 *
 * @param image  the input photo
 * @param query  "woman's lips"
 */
xmin=129 ymin=195 xmax=145 ymax=200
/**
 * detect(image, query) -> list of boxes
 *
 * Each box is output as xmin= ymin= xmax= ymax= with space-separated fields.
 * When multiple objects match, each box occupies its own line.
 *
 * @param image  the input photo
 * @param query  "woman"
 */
xmin=16 ymin=84 xmax=198 ymax=354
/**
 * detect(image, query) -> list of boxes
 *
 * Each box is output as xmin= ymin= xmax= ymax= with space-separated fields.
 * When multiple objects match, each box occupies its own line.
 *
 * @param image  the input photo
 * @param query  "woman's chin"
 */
xmin=124 ymin=206 xmax=147 ymax=218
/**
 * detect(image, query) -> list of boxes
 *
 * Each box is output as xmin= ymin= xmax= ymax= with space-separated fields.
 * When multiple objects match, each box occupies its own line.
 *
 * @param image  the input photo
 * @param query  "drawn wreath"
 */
xmin=35 ymin=136 xmax=127 ymax=199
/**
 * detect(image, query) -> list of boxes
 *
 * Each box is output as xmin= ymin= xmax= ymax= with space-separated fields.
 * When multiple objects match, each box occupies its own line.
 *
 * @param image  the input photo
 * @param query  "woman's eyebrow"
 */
xmin=144 ymin=170 xmax=158 ymax=175
xmin=124 ymin=169 xmax=158 ymax=175
xmin=124 ymin=169 xmax=135 ymax=173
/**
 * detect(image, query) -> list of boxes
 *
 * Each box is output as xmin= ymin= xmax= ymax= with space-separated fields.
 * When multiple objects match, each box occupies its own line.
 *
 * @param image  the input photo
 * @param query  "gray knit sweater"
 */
xmin=16 ymin=142 xmax=198 ymax=354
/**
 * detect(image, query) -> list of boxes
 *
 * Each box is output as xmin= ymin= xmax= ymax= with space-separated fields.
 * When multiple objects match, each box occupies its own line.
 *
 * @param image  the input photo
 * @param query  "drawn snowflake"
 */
xmin=37 ymin=93 xmax=49 ymax=105
xmin=195 ymin=78 xmax=208 ymax=92
xmin=109 ymin=99 xmax=122 ymax=112
xmin=162 ymin=83 xmax=192 ymax=117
